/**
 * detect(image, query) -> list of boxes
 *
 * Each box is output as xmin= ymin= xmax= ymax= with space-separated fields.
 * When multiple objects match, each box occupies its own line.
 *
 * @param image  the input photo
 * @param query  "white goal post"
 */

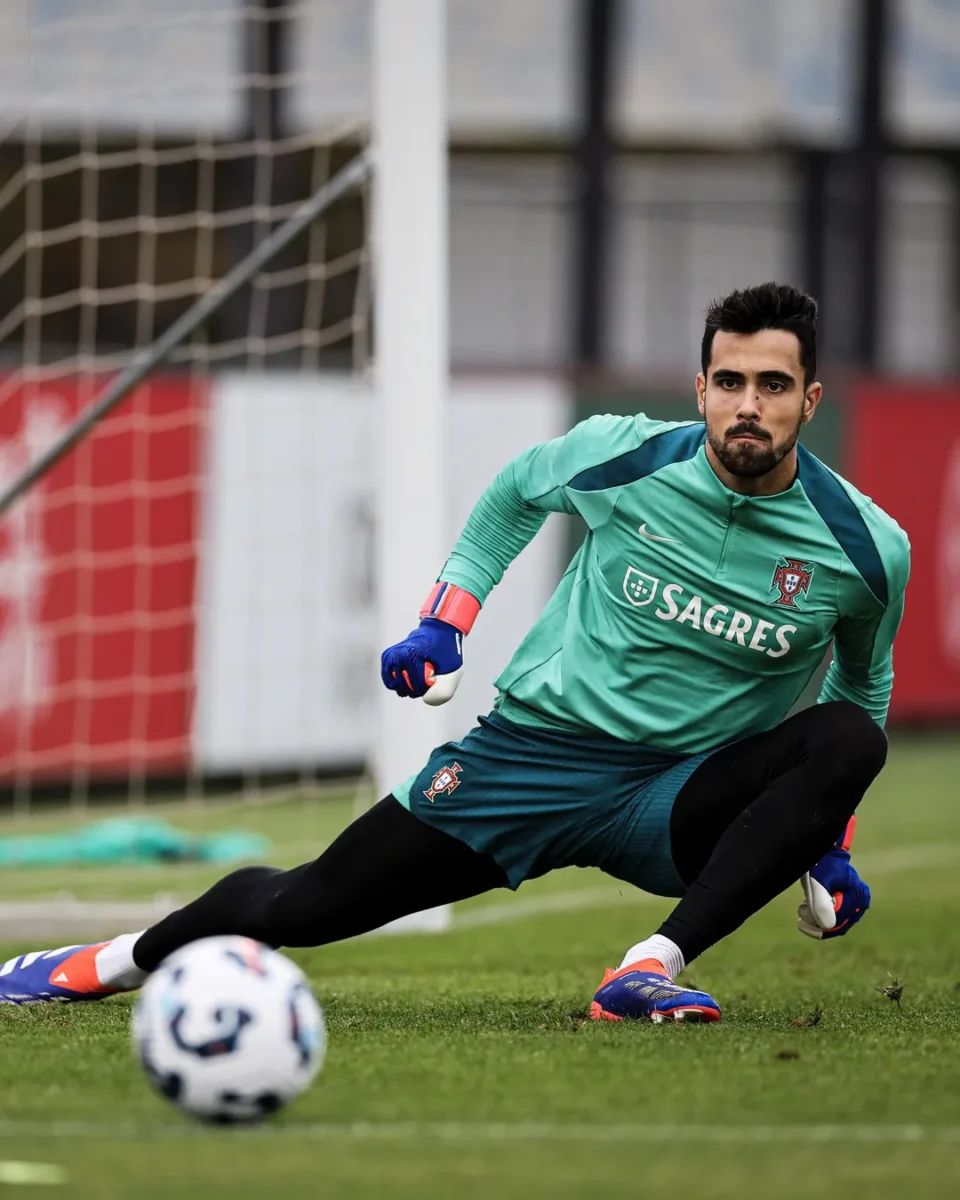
xmin=371 ymin=0 xmax=450 ymax=931
xmin=372 ymin=1 xmax=448 ymax=798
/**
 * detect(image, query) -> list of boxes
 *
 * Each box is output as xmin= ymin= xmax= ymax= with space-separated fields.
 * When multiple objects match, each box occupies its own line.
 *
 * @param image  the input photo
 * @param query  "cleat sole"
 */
xmin=652 ymin=1005 xmax=721 ymax=1025
xmin=591 ymin=1002 xmax=721 ymax=1025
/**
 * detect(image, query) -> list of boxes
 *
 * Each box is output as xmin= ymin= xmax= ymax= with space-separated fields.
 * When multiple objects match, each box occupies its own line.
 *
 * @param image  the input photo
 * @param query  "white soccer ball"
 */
xmin=131 ymin=935 xmax=326 ymax=1124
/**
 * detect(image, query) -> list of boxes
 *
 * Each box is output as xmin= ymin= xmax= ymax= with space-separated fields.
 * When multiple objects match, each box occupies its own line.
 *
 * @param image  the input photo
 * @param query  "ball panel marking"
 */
xmin=132 ymin=936 xmax=325 ymax=1123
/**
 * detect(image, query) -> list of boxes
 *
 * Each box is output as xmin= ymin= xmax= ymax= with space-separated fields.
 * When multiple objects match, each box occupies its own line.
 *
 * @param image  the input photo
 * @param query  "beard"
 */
xmin=708 ymin=415 xmax=803 ymax=479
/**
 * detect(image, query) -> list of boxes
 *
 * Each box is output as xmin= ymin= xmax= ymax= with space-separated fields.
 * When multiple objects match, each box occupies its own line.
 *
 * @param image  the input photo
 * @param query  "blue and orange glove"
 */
xmin=798 ymin=816 xmax=871 ymax=940
xmin=380 ymin=582 xmax=480 ymax=707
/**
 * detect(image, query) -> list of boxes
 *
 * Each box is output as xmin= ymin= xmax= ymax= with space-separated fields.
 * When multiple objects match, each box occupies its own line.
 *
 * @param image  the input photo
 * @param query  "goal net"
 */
xmin=0 ymin=0 xmax=376 ymax=834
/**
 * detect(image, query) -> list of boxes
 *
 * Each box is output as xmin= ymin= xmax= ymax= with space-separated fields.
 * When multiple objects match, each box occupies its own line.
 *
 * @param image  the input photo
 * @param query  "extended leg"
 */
xmin=133 ymin=795 xmax=507 ymax=971
xmin=0 ymin=797 xmax=507 ymax=1004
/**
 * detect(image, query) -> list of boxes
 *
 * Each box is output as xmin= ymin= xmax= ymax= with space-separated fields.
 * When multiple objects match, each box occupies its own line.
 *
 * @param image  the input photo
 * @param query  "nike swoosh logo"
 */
xmin=638 ymin=523 xmax=682 ymax=545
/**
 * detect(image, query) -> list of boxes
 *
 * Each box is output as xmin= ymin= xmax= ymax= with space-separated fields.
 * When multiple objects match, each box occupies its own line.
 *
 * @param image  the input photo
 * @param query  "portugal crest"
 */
xmin=770 ymin=557 xmax=816 ymax=608
xmin=423 ymin=762 xmax=463 ymax=802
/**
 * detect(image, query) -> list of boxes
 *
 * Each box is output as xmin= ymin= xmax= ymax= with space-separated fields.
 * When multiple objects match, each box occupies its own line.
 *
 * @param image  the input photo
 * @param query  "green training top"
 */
xmin=440 ymin=414 xmax=910 ymax=753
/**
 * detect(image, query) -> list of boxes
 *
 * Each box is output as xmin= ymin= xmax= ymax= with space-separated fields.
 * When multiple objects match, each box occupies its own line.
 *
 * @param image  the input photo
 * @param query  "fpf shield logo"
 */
xmin=770 ymin=558 xmax=816 ymax=608
xmin=622 ymin=567 xmax=660 ymax=607
xmin=423 ymin=762 xmax=463 ymax=802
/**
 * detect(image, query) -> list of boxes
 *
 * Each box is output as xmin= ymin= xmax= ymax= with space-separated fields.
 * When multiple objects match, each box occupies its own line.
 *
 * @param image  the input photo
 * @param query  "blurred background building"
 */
xmin=2 ymin=0 xmax=957 ymax=373
xmin=0 ymin=0 xmax=957 ymax=801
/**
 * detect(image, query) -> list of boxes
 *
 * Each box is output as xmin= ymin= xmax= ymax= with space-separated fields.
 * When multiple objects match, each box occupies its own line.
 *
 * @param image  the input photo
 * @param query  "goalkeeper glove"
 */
xmin=798 ymin=816 xmax=871 ymax=940
xmin=380 ymin=582 xmax=480 ymax=706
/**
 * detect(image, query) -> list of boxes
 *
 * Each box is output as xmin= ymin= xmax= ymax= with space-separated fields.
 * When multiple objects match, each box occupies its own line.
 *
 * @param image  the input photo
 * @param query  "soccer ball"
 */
xmin=131 ymin=935 xmax=326 ymax=1124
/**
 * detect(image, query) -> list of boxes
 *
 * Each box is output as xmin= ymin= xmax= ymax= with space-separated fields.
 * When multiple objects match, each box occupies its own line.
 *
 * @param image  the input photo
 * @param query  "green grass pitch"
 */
xmin=0 ymin=734 xmax=958 ymax=1199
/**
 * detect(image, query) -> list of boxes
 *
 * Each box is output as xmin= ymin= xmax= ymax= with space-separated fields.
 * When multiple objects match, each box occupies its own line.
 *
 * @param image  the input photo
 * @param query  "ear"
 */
xmin=801 ymin=382 xmax=822 ymax=425
xmin=696 ymin=373 xmax=707 ymax=416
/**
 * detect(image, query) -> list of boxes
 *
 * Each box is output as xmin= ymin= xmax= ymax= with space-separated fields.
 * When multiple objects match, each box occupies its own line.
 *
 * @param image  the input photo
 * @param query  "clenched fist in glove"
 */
xmin=380 ymin=582 xmax=480 ymax=707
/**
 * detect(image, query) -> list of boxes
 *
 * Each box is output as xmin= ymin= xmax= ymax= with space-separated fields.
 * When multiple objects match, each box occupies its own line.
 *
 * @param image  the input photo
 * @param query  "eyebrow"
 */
xmin=711 ymin=368 xmax=797 ymax=386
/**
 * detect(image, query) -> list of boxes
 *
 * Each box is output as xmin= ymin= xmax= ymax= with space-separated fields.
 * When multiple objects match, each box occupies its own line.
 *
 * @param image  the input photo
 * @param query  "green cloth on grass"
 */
xmin=0 ymin=817 xmax=269 ymax=868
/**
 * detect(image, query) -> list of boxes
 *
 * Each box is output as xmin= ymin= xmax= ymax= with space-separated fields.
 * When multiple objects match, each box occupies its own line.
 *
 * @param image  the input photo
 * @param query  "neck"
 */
xmin=705 ymin=442 xmax=799 ymax=497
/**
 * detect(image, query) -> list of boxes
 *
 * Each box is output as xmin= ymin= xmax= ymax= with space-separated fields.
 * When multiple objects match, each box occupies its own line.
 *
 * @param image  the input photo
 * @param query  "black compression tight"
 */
xmin=659 ymin=700 xmax=888 ymax=962
xmin=133 ymin=700 xmax=887 ymax=974
xmin=133 ymin=797 xmax=507 ymax=973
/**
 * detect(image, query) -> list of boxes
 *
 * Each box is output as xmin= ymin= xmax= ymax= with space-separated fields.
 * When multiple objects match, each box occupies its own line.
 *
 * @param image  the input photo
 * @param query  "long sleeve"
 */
xmin=817 ymin=526 xmax=911 ymax=727
xmin=439 ymin=413 xmax=664 ymax=603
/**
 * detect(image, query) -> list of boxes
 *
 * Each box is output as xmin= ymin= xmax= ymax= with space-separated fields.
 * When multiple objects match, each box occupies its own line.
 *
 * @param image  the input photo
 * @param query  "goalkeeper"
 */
xmin=1 ymin=283 xmax=909 ymax=1023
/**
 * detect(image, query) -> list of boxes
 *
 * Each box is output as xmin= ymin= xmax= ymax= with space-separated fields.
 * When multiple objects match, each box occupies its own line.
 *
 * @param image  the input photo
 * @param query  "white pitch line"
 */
xmin=454 ymin=886 xmax=660 ymax=930
xmin=855 ymin=842 xmax=960 ymax=873
xmin=0 ymin=1121 xmax=957 ymax=1144
xmin=452 ymin=841 xmax=960 ymax=932
xmin=0 ymin=1161 xmax=65 ymax=1185
xmin=0 ymin=841 xmax=955 ymax=942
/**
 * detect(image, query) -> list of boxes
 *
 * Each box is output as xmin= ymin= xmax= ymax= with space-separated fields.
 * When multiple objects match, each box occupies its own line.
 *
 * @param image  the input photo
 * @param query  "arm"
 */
xmin=382 ymin=413 xmax=679 ymax=701
xmin=438 ymin=413 xmax=650 ymax=604
xmin=817 ymin=528 xmax=911 ymax=727
xmin=802 ymin=522 xmax=910 ymax=937
xmin=817 ymin=595 xmax=903 ymax=726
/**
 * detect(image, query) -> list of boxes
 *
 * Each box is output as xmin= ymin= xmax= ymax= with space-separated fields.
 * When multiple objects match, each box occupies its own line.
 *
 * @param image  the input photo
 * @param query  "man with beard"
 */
xmin=0 ymin=283 xmax=909 ymax=1023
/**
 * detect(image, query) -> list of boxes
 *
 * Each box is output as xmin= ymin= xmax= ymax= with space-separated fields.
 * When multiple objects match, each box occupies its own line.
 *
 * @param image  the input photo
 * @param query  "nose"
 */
xmin=736 ymin=391 xmax=762 ymax=421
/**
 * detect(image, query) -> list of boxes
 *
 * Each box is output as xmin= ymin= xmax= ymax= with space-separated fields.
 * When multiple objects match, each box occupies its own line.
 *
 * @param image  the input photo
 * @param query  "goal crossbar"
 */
xmin=0 ymin=147 xmax=373 ymax=520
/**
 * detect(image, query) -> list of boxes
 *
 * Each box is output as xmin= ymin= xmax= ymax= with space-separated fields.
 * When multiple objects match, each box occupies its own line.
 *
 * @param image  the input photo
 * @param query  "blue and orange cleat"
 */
xmin=590 ymin=959 xmax=721 ymax=1024
xmin=0 ymin=943 xmax=119 ymax=1005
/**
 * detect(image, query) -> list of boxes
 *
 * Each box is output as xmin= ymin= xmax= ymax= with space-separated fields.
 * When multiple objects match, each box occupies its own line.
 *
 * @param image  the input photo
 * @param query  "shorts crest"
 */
xmin=423 ymin=762 xmax=463 ymax=802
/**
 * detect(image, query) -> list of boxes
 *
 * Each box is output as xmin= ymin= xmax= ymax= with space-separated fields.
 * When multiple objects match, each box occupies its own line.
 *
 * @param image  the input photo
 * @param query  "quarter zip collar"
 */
xmin=693 ymin=444 xmax=802 ymax=508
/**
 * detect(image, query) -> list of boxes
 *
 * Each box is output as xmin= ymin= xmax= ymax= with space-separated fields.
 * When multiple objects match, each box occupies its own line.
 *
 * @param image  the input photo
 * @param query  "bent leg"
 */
xmin=658 ymin=701 xmax=887 ymax=963
xmin=592 ymin=702 xmax=887 ymax=1022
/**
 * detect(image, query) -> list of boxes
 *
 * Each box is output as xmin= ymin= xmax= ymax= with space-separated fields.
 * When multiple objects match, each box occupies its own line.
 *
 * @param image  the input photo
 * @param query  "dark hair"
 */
xmin=701 ymin=282 xmax=818 ymax=387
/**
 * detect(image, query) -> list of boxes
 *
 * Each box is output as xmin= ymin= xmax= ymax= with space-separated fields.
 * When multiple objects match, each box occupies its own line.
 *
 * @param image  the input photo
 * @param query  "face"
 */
xmin=695 ymin=329 xmax=821 ymax=479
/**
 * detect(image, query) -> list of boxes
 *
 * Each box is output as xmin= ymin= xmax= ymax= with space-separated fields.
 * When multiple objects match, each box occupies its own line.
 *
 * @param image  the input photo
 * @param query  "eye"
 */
xmin=766 ymin=381 xmax=786 ymax=394
xmin=719 ymin=377 xmax=740 ymax=390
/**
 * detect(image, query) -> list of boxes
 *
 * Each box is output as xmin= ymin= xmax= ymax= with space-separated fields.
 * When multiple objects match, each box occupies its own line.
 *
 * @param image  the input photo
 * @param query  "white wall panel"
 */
xmin=194 ymin=372 xmax=571 ymax=772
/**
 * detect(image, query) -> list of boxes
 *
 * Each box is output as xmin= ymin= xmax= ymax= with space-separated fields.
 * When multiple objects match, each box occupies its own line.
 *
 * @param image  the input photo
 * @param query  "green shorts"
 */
xmin=393 ymin=711 xmax=709 ymax=896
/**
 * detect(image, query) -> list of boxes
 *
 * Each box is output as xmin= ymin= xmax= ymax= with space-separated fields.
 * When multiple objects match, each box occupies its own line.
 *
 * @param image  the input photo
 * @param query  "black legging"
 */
xmin=133 ymin=700 xmax=887 ymax=973
xmin=661 ymin=699 xmax=887 ymax=961
xmin=134 ymin=797 xmax=507 ymax=971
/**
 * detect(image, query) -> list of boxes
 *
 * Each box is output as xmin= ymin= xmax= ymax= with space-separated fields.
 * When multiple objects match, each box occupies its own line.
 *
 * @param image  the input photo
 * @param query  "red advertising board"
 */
xmin=849 ymin=383 xmax=960 ymax=719
xmin=0 ymin=376 xmax=205 ymax=779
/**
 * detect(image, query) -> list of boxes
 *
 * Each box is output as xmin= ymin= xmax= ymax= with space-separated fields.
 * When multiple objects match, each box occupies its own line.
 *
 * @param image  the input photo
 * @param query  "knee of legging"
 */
xmin=808 ymin=701 xmax=888 ymax=785
xmin=212 ymin=866 xmax=297 ymax=945
xmin=258 ymin=874 xmax=334 ymax=947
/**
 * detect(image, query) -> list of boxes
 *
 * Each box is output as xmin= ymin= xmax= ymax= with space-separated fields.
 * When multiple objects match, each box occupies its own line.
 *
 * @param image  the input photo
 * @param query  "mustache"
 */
xmin=724 ymin=423 xmax=772 ymax=444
